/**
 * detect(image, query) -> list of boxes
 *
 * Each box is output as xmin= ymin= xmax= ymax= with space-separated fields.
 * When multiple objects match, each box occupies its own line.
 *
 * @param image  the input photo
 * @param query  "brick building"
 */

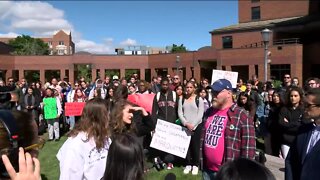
xmin=209 ymin=0 xmax=320 ymax=82
xmin=0 ymin=30 xmax=75 ymax=55
xmin=0 ymin=1 xmax=319 ymax=84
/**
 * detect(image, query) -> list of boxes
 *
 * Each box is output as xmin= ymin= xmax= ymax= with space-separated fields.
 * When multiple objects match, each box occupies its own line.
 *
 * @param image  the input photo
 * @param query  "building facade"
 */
xmin=115 ymin=45 xmax=171 ymax=55
xmin=0 ymin=1 xmax=319 ymax=84
xmin=0 ymin=30 xmax=75 ymax=55
xmin=210 ymin=0 xmax=320 ymax=81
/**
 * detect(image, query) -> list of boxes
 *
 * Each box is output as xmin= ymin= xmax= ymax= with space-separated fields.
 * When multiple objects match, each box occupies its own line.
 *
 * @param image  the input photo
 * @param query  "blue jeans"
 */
xmin=202 ymin=168 xmax=217 ymax=180
xmin=67 ymin=116 xmax=75 ymax=130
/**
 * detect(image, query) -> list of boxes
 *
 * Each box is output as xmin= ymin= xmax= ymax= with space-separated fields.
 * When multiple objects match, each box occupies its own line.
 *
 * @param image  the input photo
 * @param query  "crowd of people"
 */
xmin=0 ymin=72 xmax=320 ymax=180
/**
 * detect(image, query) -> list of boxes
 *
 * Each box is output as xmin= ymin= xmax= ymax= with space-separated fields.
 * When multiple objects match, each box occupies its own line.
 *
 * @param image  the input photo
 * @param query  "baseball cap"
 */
xmin=112 ymin=75 xmax=119 ymax=80
xmin=211 ymin=79 xmax=233 ymax=92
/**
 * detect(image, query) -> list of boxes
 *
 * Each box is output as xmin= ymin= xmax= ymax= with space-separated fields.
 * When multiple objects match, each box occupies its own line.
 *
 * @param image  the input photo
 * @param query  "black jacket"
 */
xmin=151 ymin=90 xmax=177 ymax=125
xmin=278 ymin=106 xmax=304 ymax=145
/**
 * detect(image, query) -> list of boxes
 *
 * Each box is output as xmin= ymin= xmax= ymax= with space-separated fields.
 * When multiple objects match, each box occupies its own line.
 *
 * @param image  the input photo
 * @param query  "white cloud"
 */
xmin=0 ymin=1 xmax=71 ymax=35
xmin=120 ymin=38 xmax=137 ymax=46
xmin=0 ymin=32 xmax=19 ymax=38
xmin=76 ymin=39 xmax=115 ymax=54
xmin=0 ymin=1 xmax=139 ymax=54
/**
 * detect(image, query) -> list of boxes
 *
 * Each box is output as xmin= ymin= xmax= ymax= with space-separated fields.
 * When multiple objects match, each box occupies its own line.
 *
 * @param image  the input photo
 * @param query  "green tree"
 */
xmin=75 ymin=64 xmax=91 ymax=82
xmin=8 ymin=35 xmax=49 ymax=55
xmin=171 ymin=44 xmax=187 ymax=53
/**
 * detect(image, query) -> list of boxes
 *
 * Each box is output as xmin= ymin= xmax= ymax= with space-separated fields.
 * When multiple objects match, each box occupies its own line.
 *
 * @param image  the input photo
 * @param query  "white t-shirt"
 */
xmin=57 ymin=132 xmax=111 ymax=180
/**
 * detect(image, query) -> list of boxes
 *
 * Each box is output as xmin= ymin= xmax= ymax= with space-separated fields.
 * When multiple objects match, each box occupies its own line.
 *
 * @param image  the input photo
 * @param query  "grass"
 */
xmin=38 ymin=134 xmax=202 ymax=180
xmin=38 ymin=135 xmax=67 ymax=180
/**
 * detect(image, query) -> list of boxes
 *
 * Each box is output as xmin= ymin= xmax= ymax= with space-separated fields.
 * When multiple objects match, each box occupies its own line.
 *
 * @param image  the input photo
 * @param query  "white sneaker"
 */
xmin=191 ymin=166 xmax=199 ymax=175
xmin=183 ymin=165 xmax=192 ymax=174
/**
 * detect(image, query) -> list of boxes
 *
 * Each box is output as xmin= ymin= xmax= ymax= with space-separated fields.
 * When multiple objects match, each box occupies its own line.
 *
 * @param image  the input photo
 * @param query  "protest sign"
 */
xmin=127 ymin=93 xmax=155 ymax=113
xmin=65 ymin=102 xmax=86 ymax=116
xmin=150 ymin=119 xmax=191 ymax=158
xmin=211 ymin=69 xmax=238 ymax=88
xmin=43 ymin=97 xmax=57 ymax=119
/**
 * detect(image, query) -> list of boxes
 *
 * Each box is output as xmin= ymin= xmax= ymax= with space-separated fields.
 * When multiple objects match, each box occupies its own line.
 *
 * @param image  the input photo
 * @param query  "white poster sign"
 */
xmin=211 ymin=70 xmax=238 ymax=88
xmin=150 ymin=119 xmax=191 ymax=158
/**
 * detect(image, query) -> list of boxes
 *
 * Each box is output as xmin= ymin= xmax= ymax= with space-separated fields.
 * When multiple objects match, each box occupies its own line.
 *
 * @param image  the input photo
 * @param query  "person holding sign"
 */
xmin=201 ymin=79 xmax=256 ymax=180
xmin=178 ymin=81 xmax=204 ymax=175
xmin=43 ymin=88 xmax=62 ymax=141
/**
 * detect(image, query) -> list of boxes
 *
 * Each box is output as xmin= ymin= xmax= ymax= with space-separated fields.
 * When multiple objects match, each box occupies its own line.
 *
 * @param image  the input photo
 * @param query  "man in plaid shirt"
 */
xmin=200 ymin=79 xmax=256 ymax=180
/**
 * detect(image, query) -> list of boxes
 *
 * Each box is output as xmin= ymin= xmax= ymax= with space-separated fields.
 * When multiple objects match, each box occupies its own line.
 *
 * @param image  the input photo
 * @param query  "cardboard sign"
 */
xmin=65 ymin=102 xmax=86 ymax=116
xmin=127 ymin=93 xmax=155 ymax=113
xmin=43 ymin=97 xmax=57 ymax=119
xmin=211 ymin=70 xmax=238 ymax=88
xmin=150 ymin=119 xmax=191 ymax=158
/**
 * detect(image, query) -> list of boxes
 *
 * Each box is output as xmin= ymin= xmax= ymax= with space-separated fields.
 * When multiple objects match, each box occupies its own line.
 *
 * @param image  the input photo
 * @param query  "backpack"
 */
xmin=156 ymin=91 xmax=176 ymax=102
xmin=181 ymin=95 xmax=200 ymax=108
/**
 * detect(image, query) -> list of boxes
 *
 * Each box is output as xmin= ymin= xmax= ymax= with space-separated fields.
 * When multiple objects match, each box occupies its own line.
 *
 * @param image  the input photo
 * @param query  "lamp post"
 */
xmin=261 ymin=28 xmax=272 ymax=82
xmin=176 ymin=55 xmax=180 ymax=74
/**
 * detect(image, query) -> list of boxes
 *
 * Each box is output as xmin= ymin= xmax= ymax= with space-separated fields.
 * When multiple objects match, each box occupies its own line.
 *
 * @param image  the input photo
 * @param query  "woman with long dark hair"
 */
xmin=57 ymin=98 xmax=111 ymax=180
xmin=104 ymin=133 xmax=144 ymax=180
xmin=197 ymin=87 xmax=211 ymax=112
xmin=109 ymin=99 xmax=152 ymax=137
xmin=265 ymin=90 xmax=284 ymax=156
xmin=237 ymin=92 xmax=256 ymax=119
xmin=278 ymin=86 xmax=304 ymax=159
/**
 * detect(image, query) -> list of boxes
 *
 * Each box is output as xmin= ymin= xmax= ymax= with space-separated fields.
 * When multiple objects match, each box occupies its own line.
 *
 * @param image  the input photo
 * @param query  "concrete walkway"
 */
xmin=265 ymin=154 xmax=285 ymax=180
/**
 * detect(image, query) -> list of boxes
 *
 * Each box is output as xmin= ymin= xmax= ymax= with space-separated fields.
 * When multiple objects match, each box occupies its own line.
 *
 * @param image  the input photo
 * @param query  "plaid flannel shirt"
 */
xmin=199 ymin=103 xmax=256 ymax=170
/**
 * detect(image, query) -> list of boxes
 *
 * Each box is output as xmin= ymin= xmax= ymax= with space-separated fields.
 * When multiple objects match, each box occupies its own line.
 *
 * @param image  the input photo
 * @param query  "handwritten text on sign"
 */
xmin=65 ymin=102 xmax=86 ymax=116
xmin=150 ymin=119 xmax=191 ymax=158
xmin=211 ymin=70 xmax=238 ymax=88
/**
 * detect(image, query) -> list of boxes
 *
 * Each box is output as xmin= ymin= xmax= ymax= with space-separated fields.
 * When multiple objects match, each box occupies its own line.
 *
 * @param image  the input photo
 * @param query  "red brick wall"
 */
xmin=239 ymin=1 xmax=309 ymax=23
xmin=0 ymin=44 xmax=304 ymax=85
xmin=218 ymin=44 xmax=303 ymax=81
xmin=212 ymin=30 xmax=270 ymax=49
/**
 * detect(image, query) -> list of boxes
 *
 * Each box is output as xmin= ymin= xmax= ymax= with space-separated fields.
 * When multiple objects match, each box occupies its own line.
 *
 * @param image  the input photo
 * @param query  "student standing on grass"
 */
xmin=200 ymin=79 xmax=256 ymax=180
xmin=43 ymin=88 xmax=62 ymax=141
xmin=178 ymin=81 xmax=204 ymax=175
xmin=57 ymin=98 xmax=111 ymax=180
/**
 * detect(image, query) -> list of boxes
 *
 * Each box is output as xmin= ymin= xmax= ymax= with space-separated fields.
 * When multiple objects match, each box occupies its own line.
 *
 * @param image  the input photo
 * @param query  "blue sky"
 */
xmin=0 ymin=1 xmax=238 ymax=54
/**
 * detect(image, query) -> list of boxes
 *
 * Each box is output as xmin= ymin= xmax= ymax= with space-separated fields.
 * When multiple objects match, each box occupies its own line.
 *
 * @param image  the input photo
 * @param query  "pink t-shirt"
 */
xmin=204 ymin=108 xmax=228 ymax=171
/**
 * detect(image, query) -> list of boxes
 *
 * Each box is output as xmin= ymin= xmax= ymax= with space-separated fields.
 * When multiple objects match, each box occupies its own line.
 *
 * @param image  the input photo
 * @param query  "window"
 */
xmin=48 ymin=41 xmax=52 ymax=46
xmin=251 ymin=6 xmax=261 ymax=20
xmin=59 ymin=41 xmax=64 ymax=45
xmin=222 ymin=36 xmax=233 ymax=49
xmin=270 ymin=64 xmax=290 ymax=80
xmin=57 ymin=49 xmax=64 ymax=55
xmin=251 ymin=0 xmax=260 ymax=3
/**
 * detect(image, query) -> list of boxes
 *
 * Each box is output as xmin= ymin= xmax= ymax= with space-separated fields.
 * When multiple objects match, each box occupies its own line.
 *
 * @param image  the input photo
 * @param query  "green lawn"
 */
xmin=38 ymin=134 xmax=202 ymax=180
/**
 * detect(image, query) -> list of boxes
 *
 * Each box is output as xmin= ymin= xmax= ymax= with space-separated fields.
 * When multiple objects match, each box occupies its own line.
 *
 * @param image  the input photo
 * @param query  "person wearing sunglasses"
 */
xmin=201 ymin=79 xmax=256 ymax=180
xmin=279 ymin=74 xmax=293 ymax=102
xmin=286 ymin=88 xmax=320 ymax=180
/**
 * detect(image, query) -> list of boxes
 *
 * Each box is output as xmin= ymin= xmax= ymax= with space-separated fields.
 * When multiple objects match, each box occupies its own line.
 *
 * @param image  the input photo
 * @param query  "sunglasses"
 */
xmin=284 ymin=77 xmax=291 ymax=79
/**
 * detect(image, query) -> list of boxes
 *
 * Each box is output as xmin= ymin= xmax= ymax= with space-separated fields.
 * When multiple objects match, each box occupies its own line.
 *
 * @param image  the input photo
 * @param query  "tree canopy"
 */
xmin=171 ymin=44 xmax=187 ymax=53
xmin=8 ymin=35 xmax=49 ymax=55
